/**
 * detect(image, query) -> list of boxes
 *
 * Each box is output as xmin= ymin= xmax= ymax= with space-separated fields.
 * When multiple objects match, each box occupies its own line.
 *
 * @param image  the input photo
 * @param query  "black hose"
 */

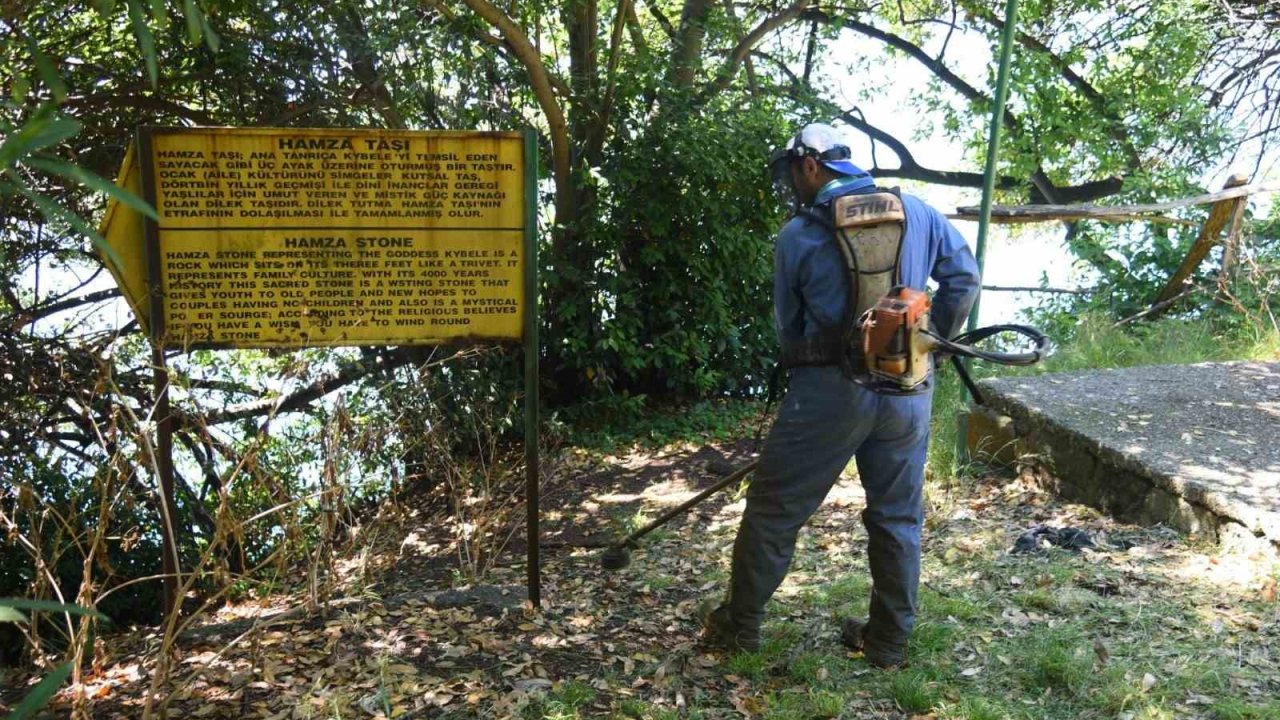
xmin=950 ymin=355 xmax=986 ymax=405
xmin=923 ymin=324 xmax=1050 ymax=366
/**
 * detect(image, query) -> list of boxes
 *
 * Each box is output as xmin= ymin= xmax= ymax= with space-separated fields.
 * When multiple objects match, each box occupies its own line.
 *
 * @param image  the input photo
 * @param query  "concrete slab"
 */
xmin=970 ymin=361 xmax=1280 ymax=549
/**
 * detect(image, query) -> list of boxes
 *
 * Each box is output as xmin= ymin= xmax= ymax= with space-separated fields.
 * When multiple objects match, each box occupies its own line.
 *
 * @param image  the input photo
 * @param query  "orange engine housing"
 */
xmin=861 ymin=287 xmax=933 ymax=388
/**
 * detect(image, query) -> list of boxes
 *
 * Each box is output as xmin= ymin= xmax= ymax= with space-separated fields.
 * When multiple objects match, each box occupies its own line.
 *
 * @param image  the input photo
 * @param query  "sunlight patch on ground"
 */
xmin=1163 ymin=545 xmax=1277 ymax=592
xmin=591 ymin=491 xmax=645 ymax=504
xmin=827 ymin=476 xmax=865 ymax=507
xmin=638 ymin=476 xmax=702 ymax=506
xmin=200 ymin=597 xmax=294 ymax=624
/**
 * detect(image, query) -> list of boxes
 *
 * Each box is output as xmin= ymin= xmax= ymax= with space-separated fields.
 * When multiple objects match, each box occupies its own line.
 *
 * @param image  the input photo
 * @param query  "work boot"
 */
xmin=840 ymin=617 xmax=906 ymax=669
xmin=699 ymin=601 xmax=761 ymax=652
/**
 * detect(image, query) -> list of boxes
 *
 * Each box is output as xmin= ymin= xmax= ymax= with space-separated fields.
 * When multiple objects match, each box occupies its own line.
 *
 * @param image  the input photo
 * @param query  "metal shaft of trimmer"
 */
xmin=611 ymin=460 xmax=759 ymax=552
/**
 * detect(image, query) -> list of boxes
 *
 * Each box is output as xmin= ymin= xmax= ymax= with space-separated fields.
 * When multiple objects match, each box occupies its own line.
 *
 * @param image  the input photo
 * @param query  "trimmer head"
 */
xmin=600 ymin=546 xmax=631 ymax=571
xmin=597 ymin=460 xmax=760 ymax=575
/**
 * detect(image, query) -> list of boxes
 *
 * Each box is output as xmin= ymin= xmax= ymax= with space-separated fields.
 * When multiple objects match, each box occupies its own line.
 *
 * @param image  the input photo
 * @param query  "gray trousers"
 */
xmin=727 ymin=366 xmax=932 ymax=652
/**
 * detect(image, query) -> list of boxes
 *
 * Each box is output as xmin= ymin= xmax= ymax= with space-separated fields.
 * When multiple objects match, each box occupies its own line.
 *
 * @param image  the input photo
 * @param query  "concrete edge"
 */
xmin=969 ymin=383 xmax=1280 ymax=552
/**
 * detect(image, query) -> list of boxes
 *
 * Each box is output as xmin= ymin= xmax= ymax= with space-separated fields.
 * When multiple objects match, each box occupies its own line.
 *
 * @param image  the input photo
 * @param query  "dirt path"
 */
xmin=16 ymin=440 xmax=1280 ymax=719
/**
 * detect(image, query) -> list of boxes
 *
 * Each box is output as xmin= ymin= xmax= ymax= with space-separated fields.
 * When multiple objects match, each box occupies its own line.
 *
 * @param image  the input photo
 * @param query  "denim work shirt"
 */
xmin=773 ymin=181 xmax=981 ymax=347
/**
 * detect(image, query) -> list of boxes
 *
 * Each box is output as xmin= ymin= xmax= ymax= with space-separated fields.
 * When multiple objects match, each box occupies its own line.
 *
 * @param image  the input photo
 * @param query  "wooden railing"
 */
xmin=945 ymin=176 xmax=1279 ymax=316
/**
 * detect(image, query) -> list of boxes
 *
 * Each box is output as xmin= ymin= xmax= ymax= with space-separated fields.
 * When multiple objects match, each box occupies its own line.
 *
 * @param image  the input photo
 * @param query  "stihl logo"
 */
xmin=842 ymin=199 xmax=897 ymax=221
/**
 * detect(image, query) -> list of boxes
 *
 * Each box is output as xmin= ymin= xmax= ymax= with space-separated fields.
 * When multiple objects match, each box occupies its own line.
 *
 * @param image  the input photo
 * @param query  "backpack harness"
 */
xmin=776 ymin=189 xmax=934 ymax=395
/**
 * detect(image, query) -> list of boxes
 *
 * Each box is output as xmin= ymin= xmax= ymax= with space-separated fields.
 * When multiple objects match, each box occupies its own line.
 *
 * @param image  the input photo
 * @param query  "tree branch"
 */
xmin=820 ymin=13 xmax=1017 ymax=131
xmin=65 ymin=92 xmax=220 ymax=126
xmin=625 ymin=0 xmax=650 ymax=54
xmin=5 ymin=288 xmax=122 ymax=331
xmin=954 ymin=180 xmax=1278 ymax=222
xmin=645 ymin=1 xmax=677 ymax=39
xmin=594 ymin=0 xmax=634 ymax=158
xmin=826 ymin=15 xmax=1133 ymax=202
xmin=424 ymin=0 xmax=572 ymax=99
xmin=196 ymin=347 xmax=457 ymax=425
xmin=699 ymin=0 xmax=810 ymax=101
xmin=981 ymin=284 xmax=1093 ymax=295
xmin=455 ymin=0 xmax=573 ymax=225
xmin=838 ymin=108 xmax=1022 ymax=190
xmin=965 ymin=2 xmax=1142 ymax=170
xmin=669 ymin=0 xmax=714 ymax=89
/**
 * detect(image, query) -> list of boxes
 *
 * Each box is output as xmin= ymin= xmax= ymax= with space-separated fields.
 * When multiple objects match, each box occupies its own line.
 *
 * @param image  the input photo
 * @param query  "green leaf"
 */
xmin=0 ymin=606 xmax=27 ymax=624
xmin=7 ymin=662 xmax=73 ymax=720
xmin=11 ymin=75 xmax=31 ymax=105
xmin=0 ymin=598 xmax=108 ymax=621
xmin=182 ymin=0 xmax=203 ymax=44
xmin=4 ymin=171 xmax=124 ymax=271
xmin=200 ymin=9 xmax=220 ymax=53
xmin=91 ymin=0 xmax=116 ymax=15
xmin=149 ymin=0 xmax=170 ymax=30
xmin=26 ymin=155 xmax=159 ymax=221
xmin=0 ymin=110 xmax=82 ymax=168
xmin=127 ymin=0 xmax=159 ymax=89
xmin=29 ymin=41 xmax=68 ymax=104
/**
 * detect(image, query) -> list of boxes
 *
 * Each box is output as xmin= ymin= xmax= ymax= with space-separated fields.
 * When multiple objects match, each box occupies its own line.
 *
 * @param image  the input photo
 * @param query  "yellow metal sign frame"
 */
xmin=97 ymin=126 xmax=543 ymax=610
xmin=99 ymin=143 xmax=151 ymax=330
xmin=105 ymin=126 xmax=531 ymax=349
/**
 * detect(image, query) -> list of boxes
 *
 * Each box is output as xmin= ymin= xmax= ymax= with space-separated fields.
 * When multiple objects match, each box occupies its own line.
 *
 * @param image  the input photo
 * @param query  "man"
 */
xmin=702 ymin=123 xmax=980 ymax=668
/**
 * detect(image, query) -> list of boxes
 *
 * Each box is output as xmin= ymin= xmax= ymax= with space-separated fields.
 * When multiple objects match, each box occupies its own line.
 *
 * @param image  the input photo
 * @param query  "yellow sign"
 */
xmin=100 ymin=127 xmax=530 ymax=347
xmin=99 ymin=144 xmax=151 ymax=330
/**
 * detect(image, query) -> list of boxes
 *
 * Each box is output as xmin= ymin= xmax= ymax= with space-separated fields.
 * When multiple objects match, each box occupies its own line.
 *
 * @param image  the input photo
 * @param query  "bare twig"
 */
xmin=1113 ymin=284 xmax=1206 ymax=327
xmin=982 ymin=285 xmax=1093 ymax=295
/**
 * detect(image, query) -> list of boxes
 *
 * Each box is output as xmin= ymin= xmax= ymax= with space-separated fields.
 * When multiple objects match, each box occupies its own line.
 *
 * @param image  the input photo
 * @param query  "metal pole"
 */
xmin=957 ymin=0 xmax=1019 ymax=461
xmin=522 ymin=130 xmax=541 ymax=609
xmin=151 ymin=346 xmax=180 ymax=618
xmin=138 ymin=127 xmax=182 ymax=617
xmin=967 ymin=0 xmax=1021 ymax=337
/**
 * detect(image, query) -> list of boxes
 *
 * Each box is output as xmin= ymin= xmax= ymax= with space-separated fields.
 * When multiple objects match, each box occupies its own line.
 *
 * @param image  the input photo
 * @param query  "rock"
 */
xmin=358 ymin=690 xmax=389 ymax=716
xmin=513 ymin=678 xmax=553 ymax=694
xmin=705 ymin=458 xmax=739 ymax=476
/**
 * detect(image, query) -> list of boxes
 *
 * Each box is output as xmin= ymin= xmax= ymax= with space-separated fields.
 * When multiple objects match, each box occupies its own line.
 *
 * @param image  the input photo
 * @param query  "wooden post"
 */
xmin=1151 ymin=174 xmax=1250 ymax=308
xmin=1218 ymin=177 xmax=1251 ymax=294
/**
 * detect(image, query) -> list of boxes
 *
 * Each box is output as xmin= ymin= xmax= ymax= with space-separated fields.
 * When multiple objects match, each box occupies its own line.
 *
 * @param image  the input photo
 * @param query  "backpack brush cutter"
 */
xmin=599 ymin=297 xmax=1049 ymax=572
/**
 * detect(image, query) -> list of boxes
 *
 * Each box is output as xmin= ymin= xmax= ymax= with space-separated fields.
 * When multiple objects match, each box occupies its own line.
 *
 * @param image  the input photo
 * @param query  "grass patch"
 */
xmin=763 ymin=620 xmax=805 ymax=649
xmin=891 ymin=668 xmax=942 ymax=713
xmin=1013 ymin=588 xmax=1057 ymax=612
xmin=1211 ymin=698 xmax=1280 ymax=720
xmin=940 ymin=695 xmax=1014 ymax=720
xmin=797 ymin=573 xmax=869 ymax=608
xmin=637 ymin=572 xmax=676 ymax=591
xmin=724 ymin=650 xmax=771 ymax=681
xmin=921 ymin=589 xmax=988 ymax=621
xmin=762 ymin=689 xmax=844 ymax=719
xmin=1014 ymin=627 xmax=1093 ymax=695
xmin=608 ymin=698 xmax=706 ymax=720
xmin=907 ymin=620 xmax=955 ymax=662
xmin=785 ymin=653 xmax=851 ymax=685
xmin=521 ymin=680 xmax=597 ymax=720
